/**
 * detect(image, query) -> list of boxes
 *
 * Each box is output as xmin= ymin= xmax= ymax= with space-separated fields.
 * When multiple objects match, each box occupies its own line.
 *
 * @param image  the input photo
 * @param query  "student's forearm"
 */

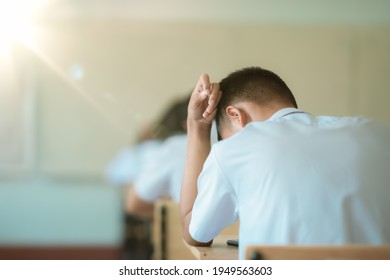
xmin=180 ymin=74 xmax=220 ymax=246
xmin=180 ymin=121 xmax=213 ymax=246
xmin=182 ymin=122 xmax=210 ymax=214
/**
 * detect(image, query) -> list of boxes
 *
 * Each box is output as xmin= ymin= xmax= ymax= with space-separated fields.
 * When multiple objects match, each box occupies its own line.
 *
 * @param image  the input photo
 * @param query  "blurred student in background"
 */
xmin=105 ymin=95 xmax=189 ymax=189
xmin=126 ymin=95 xmax=190 ymax=220
xmin=106 ymin=92 xmax=217 ymax=221
xmin=105 ymin=95 xmax=191 ymax=259
xmin=105 ymin=123 xmax=161 ymax=188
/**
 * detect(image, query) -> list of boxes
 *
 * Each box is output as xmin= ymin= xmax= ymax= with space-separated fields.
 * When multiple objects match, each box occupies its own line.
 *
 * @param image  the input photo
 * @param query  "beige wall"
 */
xmin=26 ymin=20 xmax=390 ymax=177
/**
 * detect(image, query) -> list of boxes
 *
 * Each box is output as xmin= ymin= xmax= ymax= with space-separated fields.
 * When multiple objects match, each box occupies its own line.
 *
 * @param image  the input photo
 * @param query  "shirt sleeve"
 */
xmin=189 ymin=147 xmax=239 ymax=242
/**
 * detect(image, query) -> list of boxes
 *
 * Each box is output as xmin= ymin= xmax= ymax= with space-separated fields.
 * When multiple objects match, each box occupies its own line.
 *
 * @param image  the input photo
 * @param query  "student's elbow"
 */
xmin=182 ymin=229 xmax=213 ymax=247
xmin=181 ymin=212 xmax=213 ymax=246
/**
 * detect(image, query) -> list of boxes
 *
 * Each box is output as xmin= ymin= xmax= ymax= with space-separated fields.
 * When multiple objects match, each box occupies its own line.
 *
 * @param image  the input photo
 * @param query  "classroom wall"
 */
xmin=30 ymin=21 xmax=390 ymax=177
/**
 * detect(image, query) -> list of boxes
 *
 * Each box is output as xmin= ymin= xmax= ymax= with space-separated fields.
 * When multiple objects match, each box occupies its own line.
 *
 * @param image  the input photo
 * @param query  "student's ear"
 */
xmin=226 ymin=106 xmax=247 ymax=128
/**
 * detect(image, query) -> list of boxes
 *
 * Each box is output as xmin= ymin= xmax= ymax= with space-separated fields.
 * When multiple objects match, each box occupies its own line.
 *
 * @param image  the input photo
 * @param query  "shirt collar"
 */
xmin=268 ymin=107 xmax=307 ymax=121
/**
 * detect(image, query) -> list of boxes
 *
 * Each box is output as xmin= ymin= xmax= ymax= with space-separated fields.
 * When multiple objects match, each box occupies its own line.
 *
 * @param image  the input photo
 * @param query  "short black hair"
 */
xmin=216 ymin=67 xmax=298 ymax=140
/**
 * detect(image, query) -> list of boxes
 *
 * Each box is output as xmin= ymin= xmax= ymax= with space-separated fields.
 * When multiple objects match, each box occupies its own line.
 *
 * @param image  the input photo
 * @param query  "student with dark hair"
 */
xmin=106 ymin=95 xmax=189 ymax=213
xmin=106 ymin=96 xmax=193 ymax=259
xmin=126 ymin=95 xmax=190 ymax=219
xmin=216 ymin=67 xmax=297 ymax=140
xmin=153 ymin=95 xmax=190 ymax=140
xmin=180 ymin=67 xmax=390 ymax=259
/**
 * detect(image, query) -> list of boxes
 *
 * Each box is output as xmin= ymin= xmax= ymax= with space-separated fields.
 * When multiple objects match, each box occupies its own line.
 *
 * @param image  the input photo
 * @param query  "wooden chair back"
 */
xmin=245 ymin=245 xmax=390 ymax=260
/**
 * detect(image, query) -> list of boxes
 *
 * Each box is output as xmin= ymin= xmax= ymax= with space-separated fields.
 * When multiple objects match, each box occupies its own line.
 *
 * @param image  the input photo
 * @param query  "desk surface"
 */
xmin=184 ymin=235 xmax=238 ymax=260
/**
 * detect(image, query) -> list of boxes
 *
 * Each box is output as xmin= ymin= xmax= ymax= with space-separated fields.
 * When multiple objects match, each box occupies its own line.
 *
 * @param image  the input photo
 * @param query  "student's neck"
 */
xmin=237 ymin=102 xmax=292 ymax=122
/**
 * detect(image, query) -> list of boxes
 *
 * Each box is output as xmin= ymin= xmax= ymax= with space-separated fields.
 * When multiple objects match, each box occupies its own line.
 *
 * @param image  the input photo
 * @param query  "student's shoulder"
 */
xmin=213 ymin=122 xmax=263 ymax=147
xmin=138 ymin=139 xmax=161 ymax=149
xmin=135 ymin=140 xmax=161 ymax=155
xmin=162 ymin=133 xmax=187 ymax=146
xmin=211 ymin=127 xmax=254 ymax=158
xmin=314 ymin=114 xmax=372 ymax=127
xmin=314 ymin=115 xmax=390 ymax=136
xmin=154 ymin=134 xmax=187 ymax=155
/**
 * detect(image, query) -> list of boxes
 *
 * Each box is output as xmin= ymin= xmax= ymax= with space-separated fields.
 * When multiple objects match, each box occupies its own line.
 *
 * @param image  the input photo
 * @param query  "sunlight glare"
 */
xmin=0 ymin=0 xmax=45 ymax=55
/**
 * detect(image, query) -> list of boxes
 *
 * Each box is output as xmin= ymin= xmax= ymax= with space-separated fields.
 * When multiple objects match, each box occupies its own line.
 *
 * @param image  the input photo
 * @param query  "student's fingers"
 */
xmin=207 ymin=83 xmax=220 ymax=111
xmin=207 ymin=89 xmax=222 ymax=116
xmin=201 ymin=74 xmax=211 ymax=93
xmin=203 ymin=106 xmax=218 ymax=121
xmin=189 ymin=74 xmax=220 ymax=123
xmin=203 ymin=91 xmax=222 ymax=122
xmin=190 ymin=74 xmax=211 ymax=108
xmin=203 ymin=84 xmax=221 ymax=118
xmin=189 ymin=74 xmax=209 ymax=113
xmin=195 ymin=74 xmax=211 ymax=97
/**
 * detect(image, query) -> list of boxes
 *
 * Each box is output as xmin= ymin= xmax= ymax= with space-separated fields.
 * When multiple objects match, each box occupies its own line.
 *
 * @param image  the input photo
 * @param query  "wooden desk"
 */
xmin=153 ymin=199 xmax=239 ymax=260
xmin=153 ymin=199 xmax=195 ymax=260
xmin=245 ymin=245 xmax=390 ymax=260
xmin=184 ymin=235 xmax=238 ymax=260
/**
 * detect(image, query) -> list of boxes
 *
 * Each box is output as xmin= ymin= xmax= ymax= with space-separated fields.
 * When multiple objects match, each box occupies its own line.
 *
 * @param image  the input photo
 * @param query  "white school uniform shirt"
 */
xmin=105 ymin=140 xmax=161 ymax=186
xmin=189 ymin=108 xmax=390 ymax=259
xmin=135 ymin=134 xmax=187 ymax=203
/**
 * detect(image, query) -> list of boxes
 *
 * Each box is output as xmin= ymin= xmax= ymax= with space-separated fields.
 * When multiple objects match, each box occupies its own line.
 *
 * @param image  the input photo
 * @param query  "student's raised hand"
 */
xmin=188 ymin=74 xmax=221 ymax=127
xmin=181 ymin=74 xmax=221 ymax=247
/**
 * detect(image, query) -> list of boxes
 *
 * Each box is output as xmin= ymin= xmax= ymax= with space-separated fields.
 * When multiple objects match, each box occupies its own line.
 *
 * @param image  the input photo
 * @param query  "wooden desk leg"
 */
xmin=161 ymin=205 xmax=167 ymax=260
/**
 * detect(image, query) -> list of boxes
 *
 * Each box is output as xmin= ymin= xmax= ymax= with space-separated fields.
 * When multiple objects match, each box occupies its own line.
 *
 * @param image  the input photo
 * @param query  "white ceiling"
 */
xmin=36 ymin=0 xmax=390 ymax=25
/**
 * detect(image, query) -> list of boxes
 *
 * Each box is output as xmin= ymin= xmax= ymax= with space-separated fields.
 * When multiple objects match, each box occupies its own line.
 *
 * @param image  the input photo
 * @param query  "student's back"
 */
xmin=135 ymin=134 xmax=187 ymax=203
xmin=105 ymin=140 xmax=161 ymax=186
xmin=196 ymin=108 xmax=390 ymax=258
xmin=181 ymin=67 xmax=390 ymax=260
